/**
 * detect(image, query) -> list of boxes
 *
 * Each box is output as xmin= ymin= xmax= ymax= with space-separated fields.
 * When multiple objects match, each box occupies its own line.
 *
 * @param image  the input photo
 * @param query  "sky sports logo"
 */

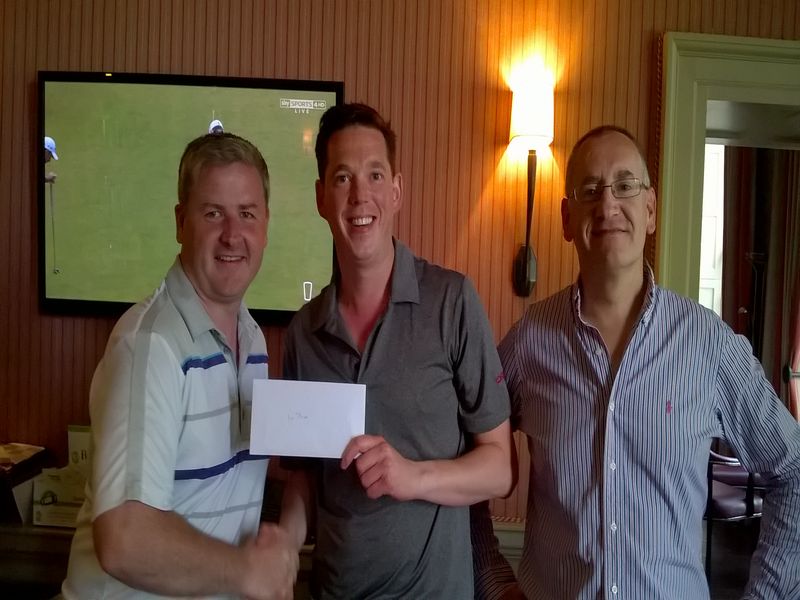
xmin=280 ymin=98 xmax=328 ymax=114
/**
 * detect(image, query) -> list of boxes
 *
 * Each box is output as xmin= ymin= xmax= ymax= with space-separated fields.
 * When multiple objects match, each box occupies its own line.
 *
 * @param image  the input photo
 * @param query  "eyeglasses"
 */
xmin=571 ymin=178 xmax=648 ymax=203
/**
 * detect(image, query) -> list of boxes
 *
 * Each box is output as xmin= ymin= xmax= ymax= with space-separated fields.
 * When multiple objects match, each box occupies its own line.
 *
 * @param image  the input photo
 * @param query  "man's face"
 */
xmin=561 ymin=131 xmax=656 ymax=273
xmin=316 ymin=125 xmax=402 ymax=269
xmin=45 ymin=150 xmax=53 ymax=163
xmin=176 ymin=162 xmax=268 ymax=312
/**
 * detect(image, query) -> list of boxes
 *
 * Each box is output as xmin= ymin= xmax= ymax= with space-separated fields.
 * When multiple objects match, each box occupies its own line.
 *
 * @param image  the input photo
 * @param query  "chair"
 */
xmin=704 ymin=450 xmax=764 ymax=577
xmin=709 ymin=450 xmax=767 ymax=489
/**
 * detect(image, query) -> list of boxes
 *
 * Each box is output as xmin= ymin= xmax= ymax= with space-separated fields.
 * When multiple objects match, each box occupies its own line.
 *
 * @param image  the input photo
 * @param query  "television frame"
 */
xmin=37 ymin=71 xmax=343 ymax=325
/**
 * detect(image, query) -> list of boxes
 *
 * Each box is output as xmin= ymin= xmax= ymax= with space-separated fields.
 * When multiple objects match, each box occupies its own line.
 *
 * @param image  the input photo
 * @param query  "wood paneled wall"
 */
xmin=1 ymin=0 xmax=798 ymax=522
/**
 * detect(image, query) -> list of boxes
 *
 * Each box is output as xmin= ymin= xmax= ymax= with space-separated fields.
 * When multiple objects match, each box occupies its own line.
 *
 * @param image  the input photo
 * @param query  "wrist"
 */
xmin=414 ymin=460 xmax=436 ymax=502
xmin=285 ymin=521 xmax=306 ymax=551
xmin=230 ymin=541 xmax=261 ymax=598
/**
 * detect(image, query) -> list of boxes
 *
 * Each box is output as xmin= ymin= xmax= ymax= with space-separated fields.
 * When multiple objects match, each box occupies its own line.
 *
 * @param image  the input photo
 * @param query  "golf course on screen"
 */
xmin=42 ymin=77 xmax=335 ymax=314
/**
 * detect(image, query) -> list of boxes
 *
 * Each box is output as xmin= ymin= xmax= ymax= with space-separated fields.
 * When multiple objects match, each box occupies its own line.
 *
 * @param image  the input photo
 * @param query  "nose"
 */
xmin=348 ymin=175 xmax=369 ymax=204
xmin=596 ymin=186 xmax=621 ymax=218
xmin=220 ymin=215 xmax=242 ymax=244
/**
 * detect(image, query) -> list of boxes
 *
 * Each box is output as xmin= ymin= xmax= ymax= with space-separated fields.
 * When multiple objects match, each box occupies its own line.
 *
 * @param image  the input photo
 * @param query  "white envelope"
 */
xmin=250 ymin=379 xmax=366 ymax=458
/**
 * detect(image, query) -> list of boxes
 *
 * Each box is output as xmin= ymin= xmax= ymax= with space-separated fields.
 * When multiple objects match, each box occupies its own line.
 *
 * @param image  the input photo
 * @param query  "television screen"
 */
xmin=38 ymin=71 xmax=341 ymax=324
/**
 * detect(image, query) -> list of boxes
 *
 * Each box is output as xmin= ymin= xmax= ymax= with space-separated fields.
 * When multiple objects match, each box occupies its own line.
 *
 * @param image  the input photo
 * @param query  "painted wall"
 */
xmin=1 ymin=0 xmax=798 ymax=521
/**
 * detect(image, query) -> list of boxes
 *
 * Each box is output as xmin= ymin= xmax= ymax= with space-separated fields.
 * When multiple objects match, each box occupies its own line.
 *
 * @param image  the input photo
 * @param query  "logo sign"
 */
xmin=280 ymin=98 xmax=328 ymax=114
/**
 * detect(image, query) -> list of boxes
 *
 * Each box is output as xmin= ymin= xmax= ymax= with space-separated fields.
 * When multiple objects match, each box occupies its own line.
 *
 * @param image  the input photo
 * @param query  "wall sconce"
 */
xmin=509 ymin=83 xmax=554 ymax=297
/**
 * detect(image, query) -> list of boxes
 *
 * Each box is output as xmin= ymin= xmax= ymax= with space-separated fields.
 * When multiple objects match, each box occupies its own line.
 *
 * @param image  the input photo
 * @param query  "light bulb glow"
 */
xmin=508 ymin=58 xmax=555 ymax=151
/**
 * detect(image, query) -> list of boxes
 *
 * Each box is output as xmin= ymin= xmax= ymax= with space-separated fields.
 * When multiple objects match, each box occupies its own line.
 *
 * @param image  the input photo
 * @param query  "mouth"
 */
xmin=592 ymin=227 xmax=627 ymax=237
xmin=348 ymin=216 xmax=375 ymax=227
xmin=216 ymin=254 xmax=246 ymax=263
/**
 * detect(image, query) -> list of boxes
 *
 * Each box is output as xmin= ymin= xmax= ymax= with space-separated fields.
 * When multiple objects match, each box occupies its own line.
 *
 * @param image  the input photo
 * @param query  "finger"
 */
xmin=340 ymin=434 xmax=384 ymax=469
xmin=256 ymin=522 xmax=277 ymax=542
xmin=365 ymin=476 xmax=388 ymax=500
xmin=357 ymin=457 xmax=386 ymax=490
xmin=255 ymin=523 xmax=288 ymax=548
xmin=353 ymin=443 xmax=387 ymax=477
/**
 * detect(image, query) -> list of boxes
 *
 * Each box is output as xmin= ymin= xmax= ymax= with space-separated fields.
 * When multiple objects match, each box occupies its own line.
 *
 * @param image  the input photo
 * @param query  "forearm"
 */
xmin=743 ymin=477 xmax=800 ymax=598
xmin=279 ymin=470 xmax=312 ymax=550
xmin=94 ymin=501 xmax=251 ymax=597
xmin=342 ymin=421 xmax=515 ymax=505
xmin=414 ymin=440 xmax=514 ymax=506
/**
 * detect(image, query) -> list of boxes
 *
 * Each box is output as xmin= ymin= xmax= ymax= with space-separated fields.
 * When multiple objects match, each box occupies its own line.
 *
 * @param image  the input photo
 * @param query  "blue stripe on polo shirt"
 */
xmin=181 ymin=353 xmax=226 ymax=374
xmin=174 ymin=449 xmax=263 ymax=481
xmin=246 ymin=354 xmax=269 ymax=365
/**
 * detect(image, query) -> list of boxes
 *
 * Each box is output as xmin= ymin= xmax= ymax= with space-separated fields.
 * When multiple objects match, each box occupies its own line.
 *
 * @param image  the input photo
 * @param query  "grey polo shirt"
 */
xmin=283 ymin=240 xmax=510 ymax=599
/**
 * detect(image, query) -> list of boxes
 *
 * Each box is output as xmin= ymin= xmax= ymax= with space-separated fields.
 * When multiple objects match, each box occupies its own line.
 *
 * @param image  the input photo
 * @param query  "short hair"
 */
xmin=177 ymin=133 xmax=270 ymax=206
xmin=564 ymin=125 xmax=651 ymax=196
xmin=314 ymin=103 xmax=397 ymax=179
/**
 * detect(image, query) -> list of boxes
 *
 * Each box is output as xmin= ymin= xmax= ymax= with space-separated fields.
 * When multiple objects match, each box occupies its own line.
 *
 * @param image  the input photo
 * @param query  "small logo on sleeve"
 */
xmin=666 ymin=400 xmax=673 ymax=415
xmin=495 ymin=372 xmax=506 ymax=384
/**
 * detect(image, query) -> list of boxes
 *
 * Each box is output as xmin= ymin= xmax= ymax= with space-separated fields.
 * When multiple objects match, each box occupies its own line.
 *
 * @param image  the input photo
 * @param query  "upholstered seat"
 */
xmin=711 ymin=463 xmax=767 ymax=488
xmin=707 ymin=479 xmax=763 ymax=520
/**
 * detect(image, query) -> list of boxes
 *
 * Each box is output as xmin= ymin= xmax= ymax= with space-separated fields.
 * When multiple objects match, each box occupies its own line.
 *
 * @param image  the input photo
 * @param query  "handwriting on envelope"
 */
xmin=250 ymin=379 xmax=366 ymax=458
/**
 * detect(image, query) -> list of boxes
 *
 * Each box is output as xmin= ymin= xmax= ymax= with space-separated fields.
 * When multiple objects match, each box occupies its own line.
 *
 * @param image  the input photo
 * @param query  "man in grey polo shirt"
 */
xmin=62 ymin=133 xmax=298 ymax=599
xmin=278 ymin=103 xmax=516 ymax=599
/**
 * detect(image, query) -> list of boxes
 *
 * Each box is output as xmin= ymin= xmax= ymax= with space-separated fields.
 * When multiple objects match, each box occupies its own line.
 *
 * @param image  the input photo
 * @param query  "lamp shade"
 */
xmin=509 ymin=84 xmax=554 ymax=151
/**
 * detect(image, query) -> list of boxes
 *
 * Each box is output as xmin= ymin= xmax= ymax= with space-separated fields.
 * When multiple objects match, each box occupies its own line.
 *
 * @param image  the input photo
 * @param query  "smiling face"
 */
xmin=561 ymin=130 xmax=656 ymax=275
xmin=316 ymin=125 xmax=402 ymax=271
xmin=176 ymin=161 xmax=268 ymax=314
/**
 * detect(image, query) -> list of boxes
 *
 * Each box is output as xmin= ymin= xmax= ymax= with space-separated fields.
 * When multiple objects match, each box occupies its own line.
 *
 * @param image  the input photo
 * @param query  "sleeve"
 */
xmin=471 ymin=500 xmax=521 ymax=599
xmin=498 ymin=318 xmax=524 ymax=431
xmin=89 ymin=328 xmax=184 ymax=519
xmin=715 ymin=330 xmax=800 ymax=599
xmin=452 ymin=277 xmax=511 ymax=434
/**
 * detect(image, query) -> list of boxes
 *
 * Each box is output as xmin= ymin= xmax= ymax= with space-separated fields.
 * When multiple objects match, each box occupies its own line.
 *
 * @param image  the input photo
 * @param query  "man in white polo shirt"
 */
xmin=62 ymin=133 xmax=298 ymax=599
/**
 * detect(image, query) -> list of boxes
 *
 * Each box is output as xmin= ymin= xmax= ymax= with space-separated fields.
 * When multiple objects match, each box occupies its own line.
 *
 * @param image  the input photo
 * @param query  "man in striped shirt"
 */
xmin=473 ymin=125 xmax=800 ymax=599
xmin=62 ymin=133 xmax=298 ymax=599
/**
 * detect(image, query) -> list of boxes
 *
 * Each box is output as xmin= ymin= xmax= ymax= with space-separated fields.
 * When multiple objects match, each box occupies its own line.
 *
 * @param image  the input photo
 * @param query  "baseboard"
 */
xmin=493 ymin=519 xmax=525 ymax=574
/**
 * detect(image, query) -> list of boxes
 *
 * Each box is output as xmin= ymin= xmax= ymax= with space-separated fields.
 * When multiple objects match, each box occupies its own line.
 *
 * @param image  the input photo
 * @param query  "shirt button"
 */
xmin=611 ymin=584 xmax=618 ymax=594
xmin=595 ymin=346 xmax=603 ymax=355
xmin=610 ymin=462 xmax=617 ymax=471
xmin=609 ymin=402 xmax=615 ymax=412
xmin=610 ymin=522 xmax=618 ymax=532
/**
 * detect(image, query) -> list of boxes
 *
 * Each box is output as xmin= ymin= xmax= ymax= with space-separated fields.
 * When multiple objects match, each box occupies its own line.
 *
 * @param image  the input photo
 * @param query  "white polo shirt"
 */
xmin=62 ymin=259 xmax=269 ymax=599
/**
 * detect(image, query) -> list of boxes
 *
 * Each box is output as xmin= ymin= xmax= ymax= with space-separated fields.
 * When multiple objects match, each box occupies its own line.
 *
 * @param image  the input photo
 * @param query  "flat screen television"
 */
xmin=38 ymin=71 xmax=342 ymax=324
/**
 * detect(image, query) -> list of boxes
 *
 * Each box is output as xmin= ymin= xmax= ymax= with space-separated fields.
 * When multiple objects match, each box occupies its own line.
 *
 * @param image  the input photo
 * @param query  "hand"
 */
xmin=45 ymin=172 xmax=57 ymax=183
xmin=340 ymin=435 xmax=422 ymax=501
xmin=240 ymin=523 xmax=299 ymax=600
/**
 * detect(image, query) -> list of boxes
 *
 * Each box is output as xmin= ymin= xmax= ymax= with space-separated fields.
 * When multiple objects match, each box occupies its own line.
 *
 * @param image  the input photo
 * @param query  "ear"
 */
xmin=262 ymin=207 xmax=270 ymax=250
xmin=391 ymin=173 xmax=403 ymax=211
xmin=175 ymin=203 xmax=185 ymax=244
xmin=645 ymin=188 xmax=657 ymax=235
xmin=561 ymin=197 xmax=574 ymax=242
xmin=315 ymin=179 xmax=326 ymax=219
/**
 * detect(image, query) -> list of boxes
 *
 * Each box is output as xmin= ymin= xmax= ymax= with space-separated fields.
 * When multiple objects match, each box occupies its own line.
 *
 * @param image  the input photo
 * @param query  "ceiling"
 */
xmin=706 ymin=100 xmax=800 ymax=150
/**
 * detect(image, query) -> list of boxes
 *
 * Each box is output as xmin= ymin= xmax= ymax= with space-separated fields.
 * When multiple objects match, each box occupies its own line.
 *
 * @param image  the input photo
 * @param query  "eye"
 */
xmin=617 ymin=180 xmax=634 ymax=192
xmin=580 ymin=185 xmax=599 ymax=198
xmin=370 ymin=171 xmax=384 ymax=182
xmin=240 ymin=210 xmax=256 ymax=219
xmin=333 ymin=172 xmax=351 ymax=184
xmin=205 ymin=209 xmax=222 ymax=219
